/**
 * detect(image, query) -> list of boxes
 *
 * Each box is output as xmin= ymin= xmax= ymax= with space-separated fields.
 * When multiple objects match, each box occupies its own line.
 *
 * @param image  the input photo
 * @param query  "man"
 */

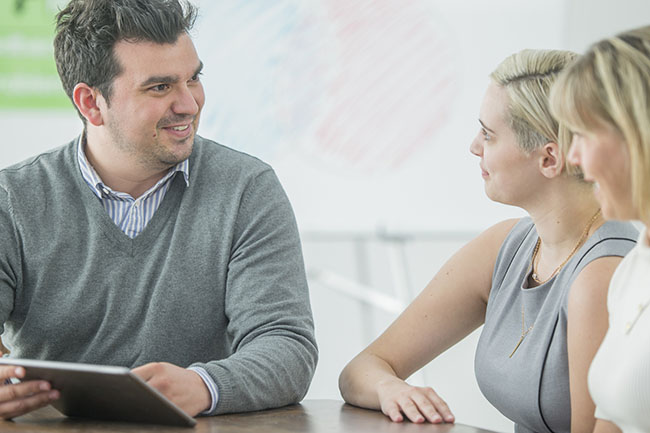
xmin=0 ymin=0 xmax=317 ymax=419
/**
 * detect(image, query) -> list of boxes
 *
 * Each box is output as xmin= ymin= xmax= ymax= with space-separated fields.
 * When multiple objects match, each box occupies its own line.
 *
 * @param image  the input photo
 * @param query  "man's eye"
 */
xmin=190 ymin=72 xmax=202 ymax=82
xmin=151 ymin=84 xmax=170 ymax=92
xmin=482 ymin=128 xmax=491 ymax=141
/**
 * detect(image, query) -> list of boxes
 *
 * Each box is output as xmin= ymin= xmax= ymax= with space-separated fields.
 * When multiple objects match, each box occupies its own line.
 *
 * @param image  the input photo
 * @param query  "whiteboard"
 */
xmin=193 ymin=0 xmax=565 ymax=232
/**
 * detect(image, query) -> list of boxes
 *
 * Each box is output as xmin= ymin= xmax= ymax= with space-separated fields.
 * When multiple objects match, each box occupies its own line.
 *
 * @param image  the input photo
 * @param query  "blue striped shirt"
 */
xmin=77 ymin=138 xmax=190 ymax=238
xmin=77 ymin=137 xmax=219 ymax=413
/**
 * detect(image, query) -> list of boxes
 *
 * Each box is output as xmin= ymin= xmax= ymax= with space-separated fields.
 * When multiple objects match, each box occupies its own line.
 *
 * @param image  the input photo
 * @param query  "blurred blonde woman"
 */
xmin=551 ymin=25 xmax=650 ymax=433
xmin=338 ymin=49 xmax=638 ymax=433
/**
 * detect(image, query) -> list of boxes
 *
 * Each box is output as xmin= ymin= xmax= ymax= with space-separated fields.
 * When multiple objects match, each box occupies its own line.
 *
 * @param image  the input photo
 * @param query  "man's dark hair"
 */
xmin=54 ymin=0 xmax=197 ymax=115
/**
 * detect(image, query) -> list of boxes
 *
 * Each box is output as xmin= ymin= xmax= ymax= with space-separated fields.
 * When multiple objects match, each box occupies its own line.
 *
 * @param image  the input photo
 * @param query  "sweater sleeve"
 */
xmin=0 ymin=187 xmax=19 ymax=338
xmin=190 ymin=169 xmax=318 ymax=415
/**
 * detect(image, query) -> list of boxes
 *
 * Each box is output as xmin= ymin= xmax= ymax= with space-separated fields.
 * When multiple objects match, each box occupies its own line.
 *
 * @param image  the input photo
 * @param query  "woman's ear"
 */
xmin=538 ymin=141 xmax=564 ymax=178
xmin=72 ymin=83 xmax=105 ymax=127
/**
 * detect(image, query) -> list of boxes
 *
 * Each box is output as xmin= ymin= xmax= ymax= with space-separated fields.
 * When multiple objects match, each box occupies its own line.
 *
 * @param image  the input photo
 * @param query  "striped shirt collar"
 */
xmin=76 ymin=135 xmax=190 ymax=199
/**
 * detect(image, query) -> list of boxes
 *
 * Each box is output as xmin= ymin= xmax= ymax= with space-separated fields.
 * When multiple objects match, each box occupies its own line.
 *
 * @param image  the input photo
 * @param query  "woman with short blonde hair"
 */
xmin=492 ymin=49 xmax=582 ymax=177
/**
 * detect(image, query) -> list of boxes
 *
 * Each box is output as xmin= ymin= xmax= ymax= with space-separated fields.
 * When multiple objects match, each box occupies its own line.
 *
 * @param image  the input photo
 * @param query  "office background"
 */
xmin=1 ymin=0 xmax=649 ymax=431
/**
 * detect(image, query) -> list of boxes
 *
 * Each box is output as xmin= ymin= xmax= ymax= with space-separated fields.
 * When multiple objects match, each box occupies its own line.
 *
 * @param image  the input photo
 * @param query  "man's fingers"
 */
xmin=0 ymin=366 xmax=24 ymax=381
xmin=0 ymin=381 xmax=59 ymax=420
xmin=131 ymin=363 xmax=157 ymax=382
xmin=0 ymin=380 xmax=51 ymax=402
xmin=0 ymin=389 xmax=59 ymax=420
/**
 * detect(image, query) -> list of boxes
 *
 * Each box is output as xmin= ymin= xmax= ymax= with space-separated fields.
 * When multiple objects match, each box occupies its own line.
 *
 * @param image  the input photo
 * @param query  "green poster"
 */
xmin=0 ymin=0 xmax=70 ymax=109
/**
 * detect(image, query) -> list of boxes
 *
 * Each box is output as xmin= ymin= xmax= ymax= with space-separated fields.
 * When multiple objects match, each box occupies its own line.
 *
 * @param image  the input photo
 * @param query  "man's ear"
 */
xmin=538 ymin=141 xmax=564 ymax=178
xmin=72 ymin=83 xmax=105 ymax=127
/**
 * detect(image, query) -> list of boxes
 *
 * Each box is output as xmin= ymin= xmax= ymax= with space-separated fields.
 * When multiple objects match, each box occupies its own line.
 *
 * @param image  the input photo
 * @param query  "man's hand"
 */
xmin=0 ymin=365 xmax=59 ymax=420
xmin=131 ymin=362 xmax=211 ymax=417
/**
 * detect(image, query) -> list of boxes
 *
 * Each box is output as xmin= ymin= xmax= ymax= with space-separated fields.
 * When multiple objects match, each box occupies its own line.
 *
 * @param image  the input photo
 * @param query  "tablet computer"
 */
xmin=0 ymin=358 xmax=196 ymax=427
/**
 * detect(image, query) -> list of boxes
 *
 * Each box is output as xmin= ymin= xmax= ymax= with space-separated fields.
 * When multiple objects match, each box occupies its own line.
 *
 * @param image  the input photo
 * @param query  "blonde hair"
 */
xmin=491 ymin=49 xmax=580 ymax=175
xmin=551 ymin=26 xmax=650 ymax=221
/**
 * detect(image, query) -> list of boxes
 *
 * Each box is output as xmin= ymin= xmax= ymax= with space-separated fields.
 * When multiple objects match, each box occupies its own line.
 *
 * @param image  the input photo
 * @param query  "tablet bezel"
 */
xmin=0 ymin=358 xmax=197 ymax=427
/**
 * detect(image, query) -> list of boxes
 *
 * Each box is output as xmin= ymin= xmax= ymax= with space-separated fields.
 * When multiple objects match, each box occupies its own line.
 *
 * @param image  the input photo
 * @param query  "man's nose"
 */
xmin=172 ymin=85 xmax=200 ymax=116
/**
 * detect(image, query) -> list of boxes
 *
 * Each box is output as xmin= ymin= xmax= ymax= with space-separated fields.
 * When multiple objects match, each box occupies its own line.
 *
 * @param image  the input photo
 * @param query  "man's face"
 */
xmin=100 ymin=33 xmax=205 ymax=172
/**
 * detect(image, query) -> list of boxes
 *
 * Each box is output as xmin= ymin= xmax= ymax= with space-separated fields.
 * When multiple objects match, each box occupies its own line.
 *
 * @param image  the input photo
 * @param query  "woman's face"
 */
xmin=469 ymin=83 xmax=541 ymax=207
xmin=567 ymin=124 xmax=635 ymax=220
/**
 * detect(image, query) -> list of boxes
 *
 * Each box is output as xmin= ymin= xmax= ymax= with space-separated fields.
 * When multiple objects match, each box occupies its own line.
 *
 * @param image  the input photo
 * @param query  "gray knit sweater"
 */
xmin=0 ymin=135 xmax=318 ymax=415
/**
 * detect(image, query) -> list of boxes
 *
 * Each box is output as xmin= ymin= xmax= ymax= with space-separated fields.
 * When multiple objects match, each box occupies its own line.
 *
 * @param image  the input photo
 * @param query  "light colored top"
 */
xmin=589 ymin=227 xmax=650 ymax=433
xmin=0 ymin=136 xmax=317 ymax=415
xmin=76 ymin=138 xmax=217 ymax=412
xmin=475 ymin=217 xmax=637 ymax=433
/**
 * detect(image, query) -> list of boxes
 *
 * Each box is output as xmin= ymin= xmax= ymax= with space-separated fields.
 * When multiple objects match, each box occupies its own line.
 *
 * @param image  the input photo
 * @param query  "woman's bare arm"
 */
xmin=339 ymin=219 xmax=518 ymax=423
xmin=567 ymin=256 xmax=622 ymax=433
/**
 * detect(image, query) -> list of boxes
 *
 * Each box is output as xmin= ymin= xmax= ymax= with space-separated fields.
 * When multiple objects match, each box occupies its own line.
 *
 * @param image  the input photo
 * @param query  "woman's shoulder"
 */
xmin=456 ymin=218 xmax=525 ymax=259
xmin=464 ymin=218 xmax=529 ymax=266
xmin=476 ymin=217 xmax=536 ymax=290
xmin=575 ymin=220 xmax=639 ymax=269
xmin=480 ymin=217 xmax=528 ymax=244
xmin=594 ymin=220 xmax=639 ymax=242
xmin=563 ymin=221 xmax=639 ymax=306
xmin=489 ymin=217 xmax=535 ymax=256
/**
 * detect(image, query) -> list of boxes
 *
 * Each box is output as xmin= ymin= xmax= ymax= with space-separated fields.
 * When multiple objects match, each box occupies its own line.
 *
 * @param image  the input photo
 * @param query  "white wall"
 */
xmin=1 ymin=1 xmax=649 ymax=432
xmin=564 ymin=0 xmax=650 ymax=52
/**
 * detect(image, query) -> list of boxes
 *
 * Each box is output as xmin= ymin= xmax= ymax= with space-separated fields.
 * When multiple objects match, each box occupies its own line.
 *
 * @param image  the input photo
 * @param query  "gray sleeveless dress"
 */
xmin=474 ymin=218 xmax=637 ymax=433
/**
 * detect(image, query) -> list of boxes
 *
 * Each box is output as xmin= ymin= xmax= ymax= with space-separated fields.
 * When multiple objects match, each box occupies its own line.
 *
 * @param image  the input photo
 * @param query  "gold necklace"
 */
xmin=531 ymin=209 xmax=602 ymax=284
xmin=509 ymin=208 xmax=602 ymax=358
xmin=509 ymin=303 xmax=534 ymax=358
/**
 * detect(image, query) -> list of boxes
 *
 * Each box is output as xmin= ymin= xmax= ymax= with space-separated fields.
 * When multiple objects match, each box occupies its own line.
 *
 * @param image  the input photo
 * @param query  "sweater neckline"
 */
xmin=70 ymin=139 xmax=189 ymax=255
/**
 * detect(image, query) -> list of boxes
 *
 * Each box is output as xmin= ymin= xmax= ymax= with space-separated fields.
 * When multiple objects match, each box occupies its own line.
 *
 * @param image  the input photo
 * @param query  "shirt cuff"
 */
xmin=187 ymin=366 xmax=218 ymax=415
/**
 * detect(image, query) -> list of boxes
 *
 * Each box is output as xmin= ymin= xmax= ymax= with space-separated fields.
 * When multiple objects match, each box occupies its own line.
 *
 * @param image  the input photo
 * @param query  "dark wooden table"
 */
xmin=5 ymin=399 xmax=500 ymax=433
